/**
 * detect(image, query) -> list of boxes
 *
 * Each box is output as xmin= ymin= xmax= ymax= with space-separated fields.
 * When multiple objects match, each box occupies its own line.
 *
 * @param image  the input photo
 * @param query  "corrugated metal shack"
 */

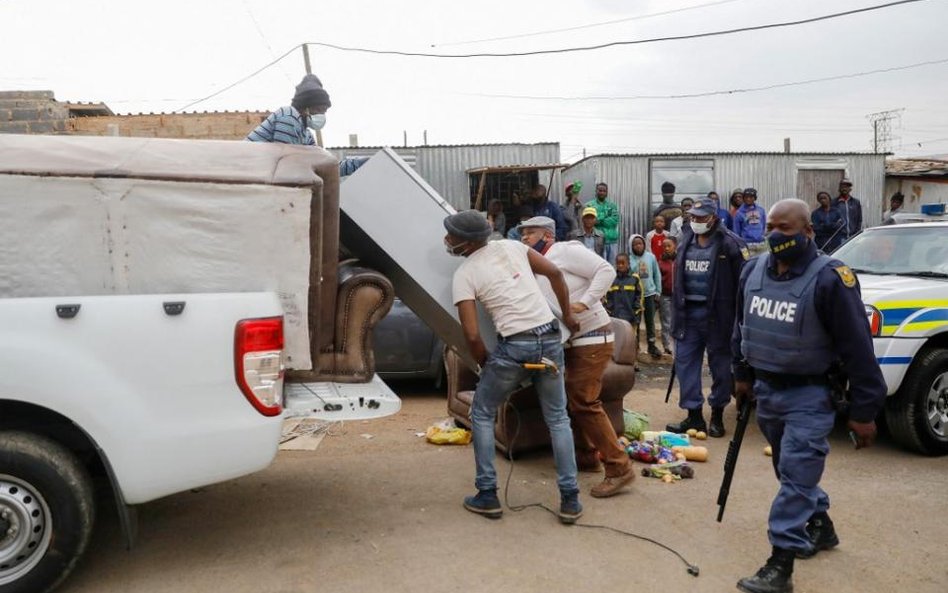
xmin=563 ymin=152 xmax=886 ymax=251
xmin=885 ymin=158 xmax=948 ymax=211
xmin=329 ymin=142 xmax=561 ymax=212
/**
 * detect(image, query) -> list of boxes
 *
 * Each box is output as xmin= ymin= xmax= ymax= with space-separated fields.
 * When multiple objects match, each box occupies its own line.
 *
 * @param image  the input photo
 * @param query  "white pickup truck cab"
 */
xmin=0 ymin=135 xmax=400 ymax=593
xmin=833 ymin=222 xmax=948 ymax=454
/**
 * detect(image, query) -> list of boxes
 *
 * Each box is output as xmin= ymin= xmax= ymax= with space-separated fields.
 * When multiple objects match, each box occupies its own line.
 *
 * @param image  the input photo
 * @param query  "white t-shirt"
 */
xmin=538 ymin=241 xmax=616 ymax=337
xmin=452 ymin=240 xmax=555 ymax=337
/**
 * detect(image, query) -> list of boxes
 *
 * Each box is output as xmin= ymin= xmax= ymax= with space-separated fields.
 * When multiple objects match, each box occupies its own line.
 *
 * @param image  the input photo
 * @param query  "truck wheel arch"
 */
xmin=0 ymin=400 xmax=137 ymax=550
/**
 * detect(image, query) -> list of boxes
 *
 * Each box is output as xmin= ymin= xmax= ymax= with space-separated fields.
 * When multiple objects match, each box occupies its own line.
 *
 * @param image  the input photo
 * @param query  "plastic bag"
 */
xmin=623 ymin=409 xmax=650 ymax=441
xmin=425 ymin=419 xmax=472 ymax=445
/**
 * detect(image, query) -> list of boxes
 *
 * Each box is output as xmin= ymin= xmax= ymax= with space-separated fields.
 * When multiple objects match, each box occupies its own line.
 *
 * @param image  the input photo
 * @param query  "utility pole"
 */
xmin=302 ymin=44 xmax=324 ymax=147
xmin=866 ymin=108 xmax=903 ymax=154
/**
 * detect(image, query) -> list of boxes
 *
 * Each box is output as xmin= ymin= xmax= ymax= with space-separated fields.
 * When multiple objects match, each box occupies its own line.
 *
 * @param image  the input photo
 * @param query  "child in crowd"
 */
xmin=657 ymin=236 xmax=677 ymax=355
xmin=645 ymin=215 xmax=668 ymax=260
xmin=627 ymin=234 xmax=663 ymax=359
xmin=605 ymin=253 xmax=644 ymax=330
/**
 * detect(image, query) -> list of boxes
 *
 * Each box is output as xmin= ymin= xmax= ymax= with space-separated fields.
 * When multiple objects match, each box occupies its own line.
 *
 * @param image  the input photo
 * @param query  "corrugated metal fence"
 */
xmin=331 ymin=143 xmax=561 ymax=211
xmin=564 ymin=153 xmax=886 ymax=251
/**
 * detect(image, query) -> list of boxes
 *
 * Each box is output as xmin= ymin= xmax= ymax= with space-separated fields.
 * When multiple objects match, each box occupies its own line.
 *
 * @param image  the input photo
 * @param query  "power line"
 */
xmin=174 ymin=44 xmax=303 ymax=113
xmin=468 ymin=57 xmax=948 ymax=100
xmin=432 ymin=0 xmax=745 ymax=47
xmin=306 ymin=1 xmax=925 ymax=58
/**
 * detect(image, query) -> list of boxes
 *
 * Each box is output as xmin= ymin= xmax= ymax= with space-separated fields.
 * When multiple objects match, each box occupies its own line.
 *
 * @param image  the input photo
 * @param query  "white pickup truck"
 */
xmin=0 ymin=135 xmax=400 ymax=593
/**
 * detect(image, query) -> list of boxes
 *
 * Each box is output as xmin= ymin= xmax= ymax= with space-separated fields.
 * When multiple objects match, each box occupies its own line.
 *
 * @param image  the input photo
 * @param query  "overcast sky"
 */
xmin=3 ymin=0 xmax=947 ymax=160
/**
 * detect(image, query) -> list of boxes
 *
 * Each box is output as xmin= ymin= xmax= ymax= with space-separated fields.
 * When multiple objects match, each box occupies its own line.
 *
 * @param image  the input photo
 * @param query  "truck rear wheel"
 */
xmin=885 ymin=348 xmax=948 ymax=455
xmin=0 ymin=432 xmax=95 ymax=593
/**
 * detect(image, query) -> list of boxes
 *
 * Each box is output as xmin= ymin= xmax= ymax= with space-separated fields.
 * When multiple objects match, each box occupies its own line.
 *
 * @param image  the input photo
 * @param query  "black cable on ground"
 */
xmin=500 ymin=391 xmax=700 ymax=577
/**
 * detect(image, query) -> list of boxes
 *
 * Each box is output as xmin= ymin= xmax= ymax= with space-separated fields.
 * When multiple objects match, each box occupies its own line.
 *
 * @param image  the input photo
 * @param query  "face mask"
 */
xmin=444 ymin=238 xmax=467 ymax=257
xmin=768 ymin=231 xmax=809 ymax=261
xmin=691 ymin=221 xmax=711 ymax=235
xmin=307 ymin=114 xmax=327 ymax=130
xmin=531 ymin=239 xmax=547 ymax=253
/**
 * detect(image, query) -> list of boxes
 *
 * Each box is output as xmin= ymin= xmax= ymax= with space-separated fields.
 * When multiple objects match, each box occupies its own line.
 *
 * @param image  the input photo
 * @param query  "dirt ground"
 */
xmin=62 ymin=361 xmax=947 ymax=593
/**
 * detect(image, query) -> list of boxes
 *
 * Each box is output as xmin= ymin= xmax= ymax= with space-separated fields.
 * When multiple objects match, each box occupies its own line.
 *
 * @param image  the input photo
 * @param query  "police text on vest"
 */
xmin=684 ymin=260 xmax=711 ymax=272
xmin=749 ymin=295 xmax=797 ymax=322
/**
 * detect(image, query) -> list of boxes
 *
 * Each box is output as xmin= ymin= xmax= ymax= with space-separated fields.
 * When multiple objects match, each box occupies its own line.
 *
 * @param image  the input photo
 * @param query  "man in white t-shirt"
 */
xmin=518 ymin=216 xmax=636 ymax=498
xmin=444 ymin=210 xmax=583 ymax=524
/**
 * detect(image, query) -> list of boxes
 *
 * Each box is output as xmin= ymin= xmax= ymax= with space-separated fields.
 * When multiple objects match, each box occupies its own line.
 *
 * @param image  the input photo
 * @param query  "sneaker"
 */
xmin=558 ymin=490 xmax=583 ymax=524
xmin=796 ymin=514 xmax=839 ymax=559
xmin=590 ymin=465 xmax=636 ymax=498
xmin=463 ymin=489 xmax=502 ymax=519
xmin=648 ymin=343 xmax=663 ymax=359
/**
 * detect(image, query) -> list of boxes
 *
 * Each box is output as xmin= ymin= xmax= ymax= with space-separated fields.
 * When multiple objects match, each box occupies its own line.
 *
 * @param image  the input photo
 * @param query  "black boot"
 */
xmin=796 ymin=512 xmax=839 ymax=559
xmin=737 ymin=547 xmax=794 ymax=593
xmin=709 ymin=407 xmax=726 ymax=438
xmin=665 ymin=407 xmax=707 ymax=433
xmin=648 ymin=341 xmax=662 ymax=359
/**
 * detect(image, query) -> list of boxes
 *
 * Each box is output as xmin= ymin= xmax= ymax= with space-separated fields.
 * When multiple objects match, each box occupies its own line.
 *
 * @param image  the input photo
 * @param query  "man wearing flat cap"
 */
xmin=519 ymin=216 xmax=636 ymax=499
xmin=247 ymin=73 xmax=332 ymax=145
xmin=444 ymin=210 xmax=584 ymax=525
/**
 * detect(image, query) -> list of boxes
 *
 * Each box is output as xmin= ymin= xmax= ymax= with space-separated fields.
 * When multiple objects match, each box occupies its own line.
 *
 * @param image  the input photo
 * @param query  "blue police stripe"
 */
xmin=880 ymin=308 xmax=919 ymax=326
xmin=912 ymin=309 xmax=948 ymax=323
xmin=877 ymin=356 xmax=913 ymax=364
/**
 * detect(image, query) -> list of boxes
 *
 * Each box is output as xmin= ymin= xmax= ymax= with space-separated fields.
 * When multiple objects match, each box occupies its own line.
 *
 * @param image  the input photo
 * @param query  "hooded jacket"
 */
xmin=627 ymin=234 xmax=661 ymax=297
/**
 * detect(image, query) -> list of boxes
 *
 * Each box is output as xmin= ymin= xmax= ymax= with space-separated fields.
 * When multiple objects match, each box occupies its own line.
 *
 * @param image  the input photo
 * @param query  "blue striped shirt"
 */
xmin=246 ymin=106 xmax=315 ymax=145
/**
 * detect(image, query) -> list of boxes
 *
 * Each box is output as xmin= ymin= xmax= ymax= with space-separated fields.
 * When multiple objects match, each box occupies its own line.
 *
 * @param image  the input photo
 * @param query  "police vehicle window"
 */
xmin=650 ymin=159 xmax=714 ymax=210
xmin=833 ymin=226 xmax=947 ymax=276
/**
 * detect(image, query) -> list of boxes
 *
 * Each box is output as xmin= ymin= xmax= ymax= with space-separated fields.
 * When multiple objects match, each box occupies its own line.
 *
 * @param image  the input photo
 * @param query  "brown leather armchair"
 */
xmin=445 ymin=317 xmax=638 ymax=455
xmin=288 ymin=260 xmax=395 ymax=383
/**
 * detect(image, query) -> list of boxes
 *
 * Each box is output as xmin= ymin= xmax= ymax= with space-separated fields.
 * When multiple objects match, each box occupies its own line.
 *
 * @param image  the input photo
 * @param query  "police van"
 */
xmin=833 ymin=221 xmax=948 ymax=454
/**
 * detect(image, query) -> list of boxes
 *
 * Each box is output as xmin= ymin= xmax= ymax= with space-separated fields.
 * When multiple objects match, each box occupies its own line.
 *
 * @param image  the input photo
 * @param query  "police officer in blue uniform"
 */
xmin=667 ymin=198 xmax=748 ymax=438
xmin=732 ymin=199 xmax=886 ymax=593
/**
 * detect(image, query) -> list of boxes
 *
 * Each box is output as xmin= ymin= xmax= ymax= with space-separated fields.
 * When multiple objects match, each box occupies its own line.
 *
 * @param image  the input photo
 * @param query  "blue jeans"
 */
xmin=603 ymin=242 xmax=618 ymax=266
xmin=674 ymin=304 xmax=732 ymax=410
xmin=755 ymin=379 xmax=835 ymax=551
xmin=470 ymin=333 xmax=578 ymax=494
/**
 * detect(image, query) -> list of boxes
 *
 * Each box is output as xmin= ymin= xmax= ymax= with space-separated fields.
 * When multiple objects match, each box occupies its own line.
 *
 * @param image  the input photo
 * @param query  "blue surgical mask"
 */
xmin=307 ymin=113 xmax=327 ymax=130
xmin=768 ymin=231 xmax=809 ymax=261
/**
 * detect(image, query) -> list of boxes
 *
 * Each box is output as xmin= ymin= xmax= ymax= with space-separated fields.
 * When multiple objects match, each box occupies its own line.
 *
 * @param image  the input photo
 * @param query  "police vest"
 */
xmin=683 ymin=241 xmax=713 ymax=301
xmin=740 ymin=253 xmax=834 ymax=375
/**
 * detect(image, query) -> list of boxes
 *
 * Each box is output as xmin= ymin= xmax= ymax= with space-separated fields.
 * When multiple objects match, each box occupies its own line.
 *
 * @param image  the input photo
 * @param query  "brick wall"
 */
xmin=0 ymin=90 xmax=70 ymax=134
xmin=70 ymin=111 xmax=270 ymax=140
xmin=0 ymin=90 xmax=268 ymax=140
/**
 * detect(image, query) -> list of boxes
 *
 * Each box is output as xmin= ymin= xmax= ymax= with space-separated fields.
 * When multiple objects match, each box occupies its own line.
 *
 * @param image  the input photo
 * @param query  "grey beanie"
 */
xmin=293 ymin=74 xmax=331 ymax=109
xmin=443 ymin=210 xmax=492 ymax=241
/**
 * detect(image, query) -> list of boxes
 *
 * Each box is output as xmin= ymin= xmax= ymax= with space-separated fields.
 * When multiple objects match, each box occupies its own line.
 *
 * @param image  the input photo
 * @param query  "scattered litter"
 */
xmin=280 ymin=418 xmax=342 ymax=450
xmin=764 ymin=445 xmax=773 ymax=456
xmin=360 ymin=433 xmax=374 ymax=440
xmin=415 ymin=432 xmax=426 ymax=438
xmin=425 ymin=418 xmax=471 ymax=445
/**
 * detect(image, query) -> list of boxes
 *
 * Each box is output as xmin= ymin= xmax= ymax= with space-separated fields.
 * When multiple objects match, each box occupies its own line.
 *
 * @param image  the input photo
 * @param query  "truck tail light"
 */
xmin=235 ymin=317 xmax=285 ymax=416
xmin=865 ymin=305 xmax=882 ymax=337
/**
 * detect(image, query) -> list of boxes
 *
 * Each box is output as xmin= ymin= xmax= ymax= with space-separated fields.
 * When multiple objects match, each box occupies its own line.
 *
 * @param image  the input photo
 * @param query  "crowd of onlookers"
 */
xmin=479 ymin=178 xmax=870 ymax=359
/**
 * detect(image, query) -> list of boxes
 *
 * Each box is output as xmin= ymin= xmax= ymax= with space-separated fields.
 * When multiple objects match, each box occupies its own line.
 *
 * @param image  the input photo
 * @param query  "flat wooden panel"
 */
xmin=797 ymin=169 xmax=844 ymax=208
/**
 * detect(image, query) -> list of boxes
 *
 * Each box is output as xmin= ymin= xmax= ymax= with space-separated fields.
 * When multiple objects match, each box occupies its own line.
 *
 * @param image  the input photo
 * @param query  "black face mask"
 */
xmin=531 ymin=239 xmax=548 ymax=253
xmin=767 ymin=231 xmax=809 ymax=261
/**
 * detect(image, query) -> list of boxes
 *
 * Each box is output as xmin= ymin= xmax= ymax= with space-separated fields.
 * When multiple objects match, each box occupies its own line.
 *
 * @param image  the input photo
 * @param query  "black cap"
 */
xmin=443 ymin=211 xmax=492 ymax=241
xmin=743 ymin=187 xmax=758 ymax=197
